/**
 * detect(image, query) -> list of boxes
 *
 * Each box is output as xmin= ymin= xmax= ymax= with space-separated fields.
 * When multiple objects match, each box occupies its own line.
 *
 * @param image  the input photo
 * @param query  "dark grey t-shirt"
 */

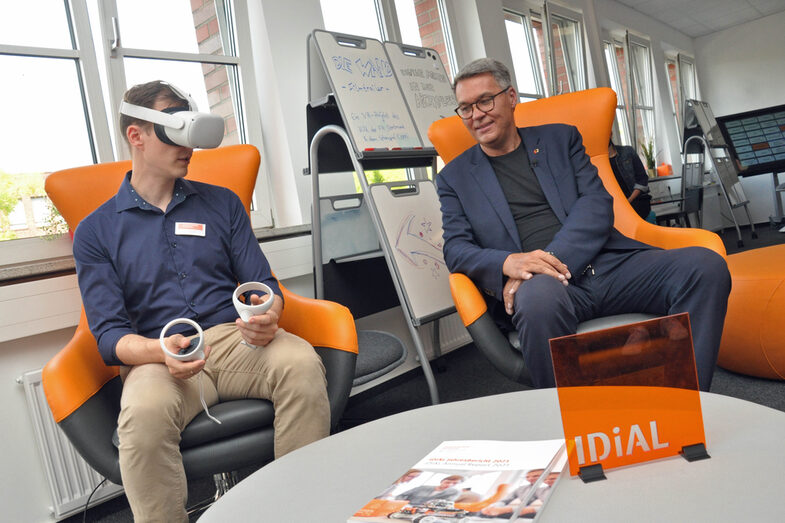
xmin=487 ymin=143 xmax=562 ymax=251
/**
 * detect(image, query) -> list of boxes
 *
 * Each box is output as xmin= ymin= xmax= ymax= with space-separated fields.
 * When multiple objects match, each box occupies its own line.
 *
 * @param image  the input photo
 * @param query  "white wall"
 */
xmin=248 ymin=1 xmax=326 ymax=226
xmin=447 ymin=0 xmax=513 ymax=68
xmin=694 ymin=10 xmax=785 ymax=117
xmin=0 ymin=327 xmax=75 ymax=523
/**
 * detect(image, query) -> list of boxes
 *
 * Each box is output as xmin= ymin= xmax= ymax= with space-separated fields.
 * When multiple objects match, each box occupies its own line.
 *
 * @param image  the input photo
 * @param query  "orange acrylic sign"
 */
xmin=550 ymin=313 xmax=706 ymax=476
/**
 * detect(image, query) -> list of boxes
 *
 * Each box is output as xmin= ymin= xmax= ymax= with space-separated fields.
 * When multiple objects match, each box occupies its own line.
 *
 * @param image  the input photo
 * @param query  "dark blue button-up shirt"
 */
xmin=73 ymin=172 xmax=281 ymax=365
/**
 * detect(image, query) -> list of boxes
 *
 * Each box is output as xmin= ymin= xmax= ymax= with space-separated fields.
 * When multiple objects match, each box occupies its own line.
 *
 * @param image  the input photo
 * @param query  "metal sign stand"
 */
xmin=684 ymin=100 xmax=757 ymax=247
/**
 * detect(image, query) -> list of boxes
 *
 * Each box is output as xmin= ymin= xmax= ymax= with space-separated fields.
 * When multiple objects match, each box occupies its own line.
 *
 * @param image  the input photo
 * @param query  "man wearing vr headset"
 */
xmin=72 ymin=80 xmax=330 ymax=522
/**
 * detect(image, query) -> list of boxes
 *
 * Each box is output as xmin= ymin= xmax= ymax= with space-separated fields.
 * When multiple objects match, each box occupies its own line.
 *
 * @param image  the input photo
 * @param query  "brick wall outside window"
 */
xmin=414 ymin=0 xmax=452 ymax=81
xmin=191 ymin=0 xmax=239 ymax=145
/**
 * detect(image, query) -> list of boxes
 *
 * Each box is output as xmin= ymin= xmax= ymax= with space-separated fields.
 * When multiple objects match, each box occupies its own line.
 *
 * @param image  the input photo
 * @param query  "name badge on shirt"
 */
xmin=175 ymin=222 xmax=206 ymax=237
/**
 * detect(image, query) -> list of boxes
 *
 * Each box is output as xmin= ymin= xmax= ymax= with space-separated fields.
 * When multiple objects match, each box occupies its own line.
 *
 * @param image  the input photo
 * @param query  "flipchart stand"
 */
xmin=684 ymin=99 xmax=756 ymax=247
xmin=307 ymin=30 xmax=458 ymax=404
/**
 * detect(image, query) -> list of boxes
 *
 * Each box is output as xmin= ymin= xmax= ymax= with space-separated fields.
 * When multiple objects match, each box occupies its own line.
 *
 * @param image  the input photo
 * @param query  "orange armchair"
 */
xmin=428 ymin=88 xmax=725 ymax=384
xmin=43 ymin=145 xmax=357 ymax=485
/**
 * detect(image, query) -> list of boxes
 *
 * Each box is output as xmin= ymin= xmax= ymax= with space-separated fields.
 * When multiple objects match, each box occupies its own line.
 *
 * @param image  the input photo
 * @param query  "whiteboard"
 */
xmin=369 ymin=181 xmax=454 ymax=322
xmin=312 ymin=30 xmax=422 ymax=151
xmin=319 ymin=195 xmax=380 ymax=264
xmin=384 ymin=42 xmax=456 ymax=148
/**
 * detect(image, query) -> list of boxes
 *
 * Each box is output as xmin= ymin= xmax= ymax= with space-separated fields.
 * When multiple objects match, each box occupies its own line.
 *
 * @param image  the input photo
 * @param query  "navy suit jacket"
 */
xmin=436 ymin=123 xmax=648 ymax=305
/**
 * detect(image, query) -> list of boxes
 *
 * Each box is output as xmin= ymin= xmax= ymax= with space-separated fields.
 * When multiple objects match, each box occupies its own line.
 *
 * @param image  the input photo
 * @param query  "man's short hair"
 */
xmin=119 ymin=80 xmax=189 ymax=143
xmin=452 ymin=58 xmax=512 ymax=92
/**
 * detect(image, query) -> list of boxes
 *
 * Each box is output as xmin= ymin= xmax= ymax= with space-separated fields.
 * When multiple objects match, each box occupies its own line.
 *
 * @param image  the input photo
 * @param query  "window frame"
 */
xmin=625 ymin=31 xmax=655 ymax=159
xmin=0 ymin=0 xmax=112 ymax=266
xmin=543 ymin=2 xmax=588 ymax=96
xmin=666 ymin=53 xmax=698 ymax=151
xmin=97 ymin=0 xmax=272 ymax=227
xmin=501 ymin=1 xmax=588 ymax=101
xmin=678 ymin=54 xmax=698 ymax=131
xmin=502 ymin=7 xmax=547 ymax=101
xmin=665 ymin=56 xmax=679 ymax=137
xmin=602 ymin=36 xmax=631 ymax=146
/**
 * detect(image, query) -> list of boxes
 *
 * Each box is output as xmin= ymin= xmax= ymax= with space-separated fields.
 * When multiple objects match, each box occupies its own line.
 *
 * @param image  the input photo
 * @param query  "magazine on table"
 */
xmin=348 ymin=439 xmax=566 ymax=522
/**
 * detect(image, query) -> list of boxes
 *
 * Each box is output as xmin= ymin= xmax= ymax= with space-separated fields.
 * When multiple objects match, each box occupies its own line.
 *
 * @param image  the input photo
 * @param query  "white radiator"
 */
xmin=20 ymin=369 xmax=123 ymax=521
xmin=420 ymin=311 xmax=472 ymax=358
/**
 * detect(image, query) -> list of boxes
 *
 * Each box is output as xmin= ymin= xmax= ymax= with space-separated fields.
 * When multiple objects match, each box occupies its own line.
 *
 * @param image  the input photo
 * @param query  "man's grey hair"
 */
xmin=452 ymin=58 xmax=512 ymax=92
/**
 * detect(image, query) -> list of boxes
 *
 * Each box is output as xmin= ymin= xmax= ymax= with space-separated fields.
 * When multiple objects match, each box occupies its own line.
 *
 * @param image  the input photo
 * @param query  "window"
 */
xmin=31 ymin=197 xmax=50 ymax=227
xmin=603 ymin=39 xmax=632 ymax=146
xmin=320 ymin=0 xmax=384 ymax=40
xmin=0 ymin=0 xmax=266 ymax=266
xmin=0 ymin=1 xmax=104 ymax=248
xmin=101 ymin=0 xmax=268 ymax=223
xmin=502 ymin=3 xmax=587 ymax=101
xmin=679 ymin=56 xmax=697 ymax=102
xmin=504 ymin=10 xmax=547 ymax=101
xmin=666 ymin=58 xmax=679 ymax=126
xmin=7 ymin=201 xmax=26 ymax=231
xmin=320 ymin=0 xmax=456 ymax=81
xmin=545 ymin=4 xmax=587 ymax=95
xmin=626 ymin=33 xmax=655 ymax=161
xmin=318 ymin=0 xmax=456 ymax=187
xmin=666 ymin=54 xmax=698 ymax=147
xmin=603 ymin=32 xmax=657 ymax=163
xmin=406 ymin=0 xmax=457 ymax=81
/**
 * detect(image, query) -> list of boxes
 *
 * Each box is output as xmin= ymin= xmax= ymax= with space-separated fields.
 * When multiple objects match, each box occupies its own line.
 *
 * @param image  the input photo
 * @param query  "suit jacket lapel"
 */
xmin=467 ymin=147 xmax=521 ymax=249
xmin=521 ymin=127 xmax=567 ymax=222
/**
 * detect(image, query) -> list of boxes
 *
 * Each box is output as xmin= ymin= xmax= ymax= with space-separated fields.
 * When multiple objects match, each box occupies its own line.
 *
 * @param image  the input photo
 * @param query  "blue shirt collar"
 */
xmin=115 ymin=170 xmax=198 ymax=213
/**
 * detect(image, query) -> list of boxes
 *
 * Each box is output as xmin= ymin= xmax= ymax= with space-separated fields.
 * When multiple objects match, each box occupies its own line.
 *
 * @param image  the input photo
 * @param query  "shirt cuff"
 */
xmin=98 ymin=328 xmax=136 ymax=366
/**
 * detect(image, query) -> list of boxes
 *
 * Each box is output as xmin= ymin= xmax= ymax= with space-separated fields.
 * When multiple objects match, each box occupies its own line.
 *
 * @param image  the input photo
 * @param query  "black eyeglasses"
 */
xmin=454 ymin=87 xmax=511 ymax=119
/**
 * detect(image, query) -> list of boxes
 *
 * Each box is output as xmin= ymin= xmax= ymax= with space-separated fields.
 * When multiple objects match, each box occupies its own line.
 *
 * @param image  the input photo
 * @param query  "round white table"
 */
xmin=199 ymin=389 xmax=785 ymax=522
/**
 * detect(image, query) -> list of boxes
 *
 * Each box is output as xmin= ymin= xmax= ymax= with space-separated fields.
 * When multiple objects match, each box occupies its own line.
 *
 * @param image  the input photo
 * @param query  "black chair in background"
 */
xmin=656 ymin=156 xmax=704 ymax=228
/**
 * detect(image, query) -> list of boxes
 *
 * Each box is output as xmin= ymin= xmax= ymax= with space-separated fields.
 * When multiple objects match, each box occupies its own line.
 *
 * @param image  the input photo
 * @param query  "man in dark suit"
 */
xmin=436 ymin=58 xmax=730 ymax=390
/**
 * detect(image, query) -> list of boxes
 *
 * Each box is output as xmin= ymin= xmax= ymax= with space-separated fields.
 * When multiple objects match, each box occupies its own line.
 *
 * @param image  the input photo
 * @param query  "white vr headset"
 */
xmin=119 ymin=82 xmax=224 ymax=149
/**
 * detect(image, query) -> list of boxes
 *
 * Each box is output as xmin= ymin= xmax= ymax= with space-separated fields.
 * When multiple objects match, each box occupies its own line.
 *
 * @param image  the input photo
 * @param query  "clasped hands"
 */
xmin=163 ymin=295 xmax=279 ymax=379
xmin=502 ymin=250 xmax=571 ymax=315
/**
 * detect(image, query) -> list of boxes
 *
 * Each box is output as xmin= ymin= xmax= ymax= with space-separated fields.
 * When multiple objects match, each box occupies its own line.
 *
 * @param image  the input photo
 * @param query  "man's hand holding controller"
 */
xmin=159 ymin=318 xmax=210 ymax=379
xmin=159 ymin=318 xmax=222 ymax=424
xmin=233 ymin=282 xmax=277 ymax=348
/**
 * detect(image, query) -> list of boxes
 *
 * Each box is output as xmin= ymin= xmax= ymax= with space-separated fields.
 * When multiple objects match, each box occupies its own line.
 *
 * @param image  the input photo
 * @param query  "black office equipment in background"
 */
xmin=715 ymin=104 xmax=785 ymax=177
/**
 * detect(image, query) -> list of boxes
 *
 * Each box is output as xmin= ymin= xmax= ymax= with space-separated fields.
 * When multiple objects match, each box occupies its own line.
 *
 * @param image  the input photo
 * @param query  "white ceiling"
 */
xmin=613 ymin=0 xmax=785 ymax=38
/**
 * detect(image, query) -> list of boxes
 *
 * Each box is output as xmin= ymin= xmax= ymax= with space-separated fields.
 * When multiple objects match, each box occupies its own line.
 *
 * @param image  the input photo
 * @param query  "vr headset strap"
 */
xmin=119 ymin=101 xmax=185 ymax=130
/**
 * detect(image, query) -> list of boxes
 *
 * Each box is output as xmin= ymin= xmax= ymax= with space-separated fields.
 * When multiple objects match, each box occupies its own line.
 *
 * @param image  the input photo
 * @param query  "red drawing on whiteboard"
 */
xmin=395 ymin=213 xmax=446 ymax=279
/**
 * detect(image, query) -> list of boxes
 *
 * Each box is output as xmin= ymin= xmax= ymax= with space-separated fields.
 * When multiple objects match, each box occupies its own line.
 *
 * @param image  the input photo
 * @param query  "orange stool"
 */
xmin=718 ymin=244 xmax=785 ymax=379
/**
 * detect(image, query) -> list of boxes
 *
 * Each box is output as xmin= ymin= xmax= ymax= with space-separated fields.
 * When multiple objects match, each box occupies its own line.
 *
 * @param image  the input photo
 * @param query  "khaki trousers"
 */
xmin=117 ymin=324 xmax=330 ymax=522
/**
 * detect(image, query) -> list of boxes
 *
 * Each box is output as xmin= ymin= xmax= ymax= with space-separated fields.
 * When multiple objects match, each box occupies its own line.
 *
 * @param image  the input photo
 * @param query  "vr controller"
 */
xmin=119 ymin=82 xmax=224 ymax=149
xmin=159 ymin=282 xmax=273 ymax=356
xmin=232 ymin=281 xmax=275 ymax=321
xmin=159 ymin=318 xmax=205 ymax=361
xmin=159 ymin=317 xmax=222 ymax=425
xmin=233 ymin=282 xmax=274 ymax=349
